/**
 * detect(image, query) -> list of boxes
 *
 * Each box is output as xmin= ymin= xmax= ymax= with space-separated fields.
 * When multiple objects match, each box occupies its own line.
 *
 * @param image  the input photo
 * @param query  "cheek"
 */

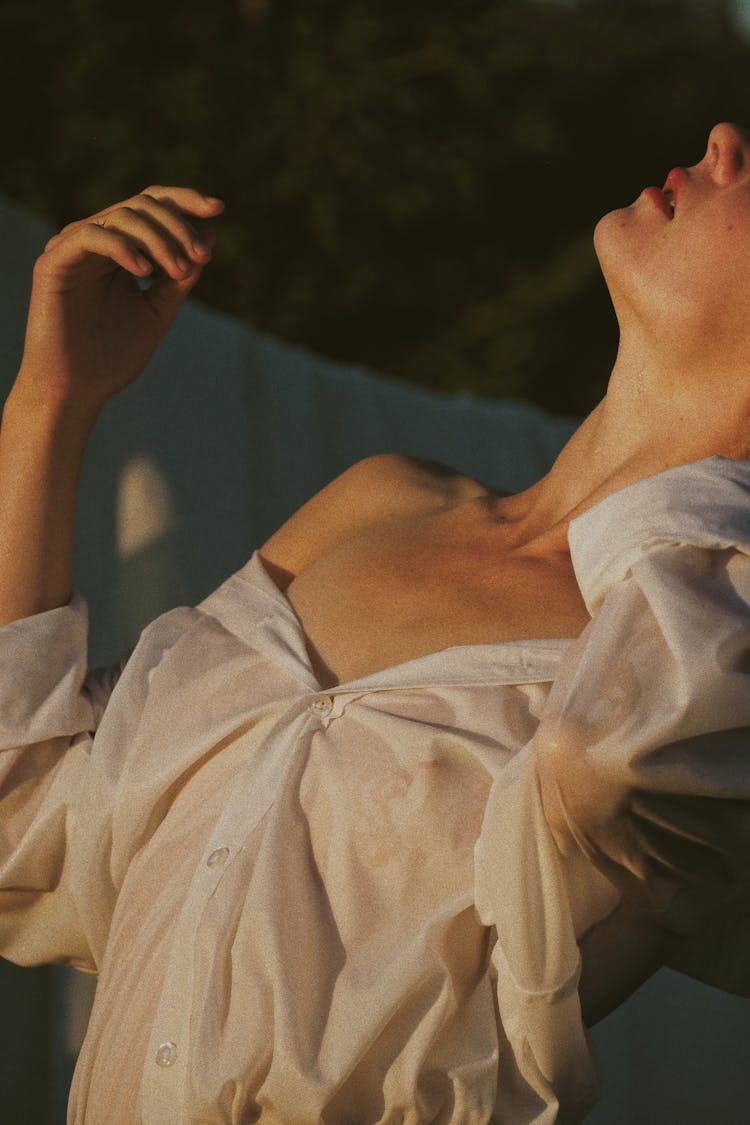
xmin=668 ymin=220 xmax=750 ymax=332
xmin=594 ymin=196 xmax=750 ymax=354
xmin=667 ymin=195 xmax=750 ymax=312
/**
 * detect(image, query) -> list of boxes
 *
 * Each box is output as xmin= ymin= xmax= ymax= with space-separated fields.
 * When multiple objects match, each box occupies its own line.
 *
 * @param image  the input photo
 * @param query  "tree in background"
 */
xmin=1 ymin=0 xmax=747 ymax=415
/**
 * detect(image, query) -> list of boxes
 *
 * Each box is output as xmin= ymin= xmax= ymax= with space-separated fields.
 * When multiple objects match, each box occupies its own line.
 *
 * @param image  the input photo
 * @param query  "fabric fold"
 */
xmin=474 ymin=746 xmax=612 ymax=1124
xmin=0 ymin=592 xmax=95 ymax=745
xmin=568 ymin=455 xmax=750 ymax=613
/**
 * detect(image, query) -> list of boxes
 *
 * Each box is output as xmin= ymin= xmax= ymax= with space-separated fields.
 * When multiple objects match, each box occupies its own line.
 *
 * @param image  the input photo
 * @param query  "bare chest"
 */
xmin=280 ymin=506 xmax=590 ymax=688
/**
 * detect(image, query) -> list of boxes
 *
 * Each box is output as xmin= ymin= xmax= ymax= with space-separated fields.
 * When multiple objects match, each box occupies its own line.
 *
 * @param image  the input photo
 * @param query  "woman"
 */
xmin=1 ymin=122 xmax=749 ymax=1123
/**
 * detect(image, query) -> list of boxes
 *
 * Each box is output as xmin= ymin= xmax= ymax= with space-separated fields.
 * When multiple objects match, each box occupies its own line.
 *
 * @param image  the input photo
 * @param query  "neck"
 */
xmin=500 ymin=335 xmax=750 ymax=555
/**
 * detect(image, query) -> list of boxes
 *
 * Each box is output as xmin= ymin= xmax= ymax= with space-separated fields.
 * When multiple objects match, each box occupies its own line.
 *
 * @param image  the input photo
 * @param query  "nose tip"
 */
xmin=706 ymin=121 xmax=750 ymax=182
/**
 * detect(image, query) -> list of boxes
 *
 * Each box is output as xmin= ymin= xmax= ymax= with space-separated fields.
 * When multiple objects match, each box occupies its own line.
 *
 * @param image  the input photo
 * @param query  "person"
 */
xmin=1 ymin=121 xmax=750 ymax=1124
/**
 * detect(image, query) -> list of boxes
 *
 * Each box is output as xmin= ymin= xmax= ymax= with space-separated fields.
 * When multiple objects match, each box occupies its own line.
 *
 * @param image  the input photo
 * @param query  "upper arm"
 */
xmin=258 ymin=453 xmax=490 ymax=586
xmin=0 ymin=596 xmax=103 ymax=967
xmin=535 ymin=547 xmax=750 ymax=939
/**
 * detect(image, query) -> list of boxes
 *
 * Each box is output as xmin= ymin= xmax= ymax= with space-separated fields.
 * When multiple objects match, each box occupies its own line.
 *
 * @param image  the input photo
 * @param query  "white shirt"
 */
xmin=1 ymin=456 xmax=750 ymax=1124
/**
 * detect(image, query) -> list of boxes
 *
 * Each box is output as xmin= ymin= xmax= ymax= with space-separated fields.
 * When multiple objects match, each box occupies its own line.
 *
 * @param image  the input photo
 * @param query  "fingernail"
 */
xmin=135 ymin=254 xmax=151 ymax=272
xmin=203 ymin=195 xmax=225 ymax=209
xmin=192 ymin=239 xmax=211 ymax=257
xmin=175 ymin=254 xmax=190 ymax=272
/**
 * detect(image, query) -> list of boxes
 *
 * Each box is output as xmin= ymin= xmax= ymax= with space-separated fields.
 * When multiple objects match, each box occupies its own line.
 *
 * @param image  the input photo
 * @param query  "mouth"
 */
xmin=661 ymin=166 xmax=687 ymax=216
xmin=642 ymin=185 xmax=674 ymax=220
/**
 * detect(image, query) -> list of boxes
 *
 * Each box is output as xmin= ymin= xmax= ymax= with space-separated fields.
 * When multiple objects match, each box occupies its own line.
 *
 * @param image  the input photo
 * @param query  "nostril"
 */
xmin=706 ymin=121 xmax=749 ymax=183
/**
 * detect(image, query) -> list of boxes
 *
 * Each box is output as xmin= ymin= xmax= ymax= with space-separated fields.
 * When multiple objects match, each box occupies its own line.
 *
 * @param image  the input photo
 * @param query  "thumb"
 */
xmin=144 ymin=263 xmax=204 ymax=325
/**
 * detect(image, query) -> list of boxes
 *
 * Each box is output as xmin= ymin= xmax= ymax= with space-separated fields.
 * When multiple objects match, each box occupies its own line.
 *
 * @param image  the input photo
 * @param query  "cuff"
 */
xmin=0 ymin=592 xmax=95 ymax=746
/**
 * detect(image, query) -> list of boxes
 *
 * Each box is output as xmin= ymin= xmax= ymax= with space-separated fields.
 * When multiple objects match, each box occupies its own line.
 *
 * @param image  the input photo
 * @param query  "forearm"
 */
xmin=578 ymin=895 xmax=671 ymax=1026
xmin=0 ymin=379 xmax=101 ymax=626
xmin=0 ymin=187 xmax=221 ymax=631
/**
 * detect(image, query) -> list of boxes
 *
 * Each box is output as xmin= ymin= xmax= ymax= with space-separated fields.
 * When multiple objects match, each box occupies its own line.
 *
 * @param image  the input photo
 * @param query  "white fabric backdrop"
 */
xmin=0 ymin=195 xmax=747 ymax=1122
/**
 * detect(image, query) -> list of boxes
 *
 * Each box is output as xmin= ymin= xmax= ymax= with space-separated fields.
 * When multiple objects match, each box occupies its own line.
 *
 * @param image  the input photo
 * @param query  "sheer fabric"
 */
xmin=1 ymin=456 xmax=749 ymax=1123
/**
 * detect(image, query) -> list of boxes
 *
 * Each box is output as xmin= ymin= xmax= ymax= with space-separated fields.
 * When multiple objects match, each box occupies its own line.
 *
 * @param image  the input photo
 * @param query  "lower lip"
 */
xmin=641 ymin=186 xmax=673 ymax=220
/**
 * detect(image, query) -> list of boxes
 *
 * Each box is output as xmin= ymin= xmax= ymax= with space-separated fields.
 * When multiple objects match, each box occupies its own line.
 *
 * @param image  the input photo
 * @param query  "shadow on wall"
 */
xmin=0 ymin=194 xmax=747 ymax=1123
xmin=0 ymin=193 xmax=576 ymax=1122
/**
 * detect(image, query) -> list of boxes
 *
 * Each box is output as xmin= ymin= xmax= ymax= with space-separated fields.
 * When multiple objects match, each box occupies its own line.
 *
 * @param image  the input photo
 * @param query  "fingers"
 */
xmin=92 ymin=207 xmax=202 ymax=282
xmin=142 ymin=252 xmax=208 ymax=322
xmin=99 ymin=188 xmax=223 ymax=274
xmin=44 ymin=186 xmax=224 ymax=282
xmin=37 ymin=222 xmax=157 ymax=284
xmin=93 ymin=185 xmax=225 ymax=224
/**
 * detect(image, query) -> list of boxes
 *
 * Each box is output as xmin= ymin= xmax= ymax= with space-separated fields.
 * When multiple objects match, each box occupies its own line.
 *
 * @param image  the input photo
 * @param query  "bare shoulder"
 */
xmin=259 ymin=453 xmax=494 ymax=586
xmin=351 ymin=453 xmax=495 ymax=501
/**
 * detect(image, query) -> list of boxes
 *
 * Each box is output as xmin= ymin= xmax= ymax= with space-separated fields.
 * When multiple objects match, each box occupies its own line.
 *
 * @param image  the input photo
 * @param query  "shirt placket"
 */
xmin=138 ymin=693 xmax=347 ymax=1123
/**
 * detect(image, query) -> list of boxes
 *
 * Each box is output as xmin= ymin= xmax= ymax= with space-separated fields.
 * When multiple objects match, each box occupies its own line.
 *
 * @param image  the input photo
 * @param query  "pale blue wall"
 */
xmin=0 ymin=195 xmax=747 ymax=1123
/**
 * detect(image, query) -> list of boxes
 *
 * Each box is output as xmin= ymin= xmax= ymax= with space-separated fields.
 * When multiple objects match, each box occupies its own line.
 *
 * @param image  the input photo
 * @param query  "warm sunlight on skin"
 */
xmin=4 ymin=118 xmax=750 ymax=1125
xmin=514 ymin=121 xmax=750 ymax=534
xmin=593 ymin=123 xmax=750 ymax=419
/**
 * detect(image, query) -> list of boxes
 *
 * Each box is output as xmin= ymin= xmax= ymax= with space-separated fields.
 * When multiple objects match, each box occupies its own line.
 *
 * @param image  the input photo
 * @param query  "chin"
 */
xmin=591 ymin=206 xmax=639 ymax=310
xmin=592 ymin=206 xmax=629 ymax=261
xmin=593 ymin=211 xmax=620 ymax=299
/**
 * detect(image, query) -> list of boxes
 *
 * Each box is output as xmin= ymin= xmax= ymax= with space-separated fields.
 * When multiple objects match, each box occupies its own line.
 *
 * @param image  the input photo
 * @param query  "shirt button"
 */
xmin=308 ymin=695 xmax=333 ymax=718
xmin=155 ymin=1041 xmax=177 ymax=1068
xmin=206 ymin=846 xmax=230 ymax=869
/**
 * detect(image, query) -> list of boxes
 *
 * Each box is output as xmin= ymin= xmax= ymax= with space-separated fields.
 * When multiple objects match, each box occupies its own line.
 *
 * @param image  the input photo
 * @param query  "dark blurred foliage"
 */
xmin=1 ymin=0 xmax=749 ymax=415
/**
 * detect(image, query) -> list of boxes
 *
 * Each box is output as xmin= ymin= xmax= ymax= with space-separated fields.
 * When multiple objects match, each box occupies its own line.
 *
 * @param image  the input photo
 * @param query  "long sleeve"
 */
xmin=539 ymin=457 xmax=750 ymax=979
xmin=474 ymin=455 xmax=750 ymax=1123
xmin=0 ymin=593 xmax=127 ymax=970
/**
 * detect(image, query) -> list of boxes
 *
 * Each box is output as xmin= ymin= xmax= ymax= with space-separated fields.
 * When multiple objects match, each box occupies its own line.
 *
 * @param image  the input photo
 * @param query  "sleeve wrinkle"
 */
xmin=537 ymin=537 xmax=750 ymax=992
xmin=0 ymin=591 xmax=127 ymax=968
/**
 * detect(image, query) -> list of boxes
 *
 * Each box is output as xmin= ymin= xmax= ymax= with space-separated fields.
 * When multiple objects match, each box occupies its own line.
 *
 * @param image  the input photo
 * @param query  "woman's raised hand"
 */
xmin=14 ymin=186 xmax=224 ymax=415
